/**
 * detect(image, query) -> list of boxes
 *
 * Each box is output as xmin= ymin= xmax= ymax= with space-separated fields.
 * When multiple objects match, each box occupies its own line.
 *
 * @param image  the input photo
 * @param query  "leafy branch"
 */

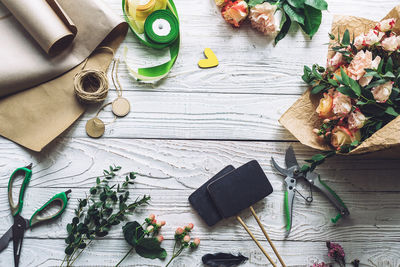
xmin=61 ymin=166 xmax=150 ymax=267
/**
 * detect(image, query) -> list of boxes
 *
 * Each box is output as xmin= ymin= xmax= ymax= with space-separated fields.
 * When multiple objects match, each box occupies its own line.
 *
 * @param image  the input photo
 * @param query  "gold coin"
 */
xmin=112 ymin=97 xmax=130 ymax=117
xmin=85 ymin=117 xmax=105 ymax=138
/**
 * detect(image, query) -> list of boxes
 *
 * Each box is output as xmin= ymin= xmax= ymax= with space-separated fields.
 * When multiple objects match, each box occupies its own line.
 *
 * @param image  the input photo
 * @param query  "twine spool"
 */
xmin=74 ymin=46 xmax=114 ymax=104
xmin=74 ymin=70 xmax=109 ymax=104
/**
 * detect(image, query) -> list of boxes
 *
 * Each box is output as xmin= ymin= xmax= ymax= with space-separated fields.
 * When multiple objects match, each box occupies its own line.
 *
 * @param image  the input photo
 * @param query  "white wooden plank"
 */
xmin=1 ymin=139 xmax=399 ymax=192
xmin=0 ymin=239 xmax=398 ymax=267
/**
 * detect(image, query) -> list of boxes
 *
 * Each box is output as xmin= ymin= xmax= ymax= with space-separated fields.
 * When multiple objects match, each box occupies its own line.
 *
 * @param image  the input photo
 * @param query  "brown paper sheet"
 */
xmin=0 ymin=2 xmax=128 ymax=152
xmin=280 ymin=5 xmax=400 ymax=157
xmin=0 ymin=0 xmax=124 ymax=97
xmin=0 ymin=0 xmax=77 ymax=56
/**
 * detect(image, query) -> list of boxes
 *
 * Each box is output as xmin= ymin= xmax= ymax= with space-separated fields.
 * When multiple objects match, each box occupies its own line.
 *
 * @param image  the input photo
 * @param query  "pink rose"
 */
xmin=332 ymin=92 xmax=352 ymax=116
xmin=249 ymin=2 xmax=278 ymax=35
xmin=331 ymin=126 xmax=361 ymax=149
xmin=347 ymin=50 xmax=372 ymax=80
xmin=371 ymin=81 xmax=393 ymax=103
xmin=364 ymin=29 xmax=384 ymax=46
xmin=327 ymin=52 xmax=344 ymax=72
xmin=381 ymin=35 xmax=400 ymax=51
xmin=183 ymin=235 xmax=191 ymax=243
xmin=193 ymin=238 xmax=200 ymax=247
xmin=353 ymin=34 xmax=365 ymax=50
xmin=376 ymin=18 xmax=396 ymax=32
xmin=175 ymin=227 xmax=184 ymax=235
xmin=348 ymin=110 xmax=366 ymax=130
xmin=222 ymin=0 xmax=248 ymax=28
xmin=359 ymin=55 xmax=381 ymax=87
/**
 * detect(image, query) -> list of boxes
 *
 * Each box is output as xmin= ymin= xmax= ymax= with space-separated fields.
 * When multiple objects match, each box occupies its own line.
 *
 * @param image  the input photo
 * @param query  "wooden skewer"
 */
xmin=250 ymin=206 xmax=286 ymax=267
xmin=236 ymin=215 xmax=277 ymax=267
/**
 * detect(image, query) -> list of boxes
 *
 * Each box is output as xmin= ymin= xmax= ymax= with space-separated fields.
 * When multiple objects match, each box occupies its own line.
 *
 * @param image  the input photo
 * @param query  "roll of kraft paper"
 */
xmin=0 ymin=0 xmax=77 ymax=56
xmin=122 ymin=0 xmax=179 ymax=83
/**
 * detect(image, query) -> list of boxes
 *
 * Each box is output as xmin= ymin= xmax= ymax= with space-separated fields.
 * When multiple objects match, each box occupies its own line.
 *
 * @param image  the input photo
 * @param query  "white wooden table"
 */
xmin=1 ymin=0 xmax=400 ymax=266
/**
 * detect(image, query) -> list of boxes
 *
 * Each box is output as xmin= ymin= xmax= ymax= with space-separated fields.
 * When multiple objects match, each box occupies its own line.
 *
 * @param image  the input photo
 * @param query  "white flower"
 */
xmin=359 ymin=55 xmax=381 ymax=87
xmin=381 ymin=35 xmax=400 ymax=51
xmin=348 ymin=110 xmax=366 ymax=130
xmin=333 ymin=92 xmax=352 ymax=116
xmin=249 ymin=2 xmax=278 ymax=35
xmin=376 ymin=18 xmax=396 ymax=32
xmin=327 ymin=52 xmax=344 ymax=72
xmin=353 ymin=34 xmax=365 ymax=50
xmin=371 ymin=81 xmax=393 ymax=103
xmin=364 ymin=29 xmax=384 ymax=46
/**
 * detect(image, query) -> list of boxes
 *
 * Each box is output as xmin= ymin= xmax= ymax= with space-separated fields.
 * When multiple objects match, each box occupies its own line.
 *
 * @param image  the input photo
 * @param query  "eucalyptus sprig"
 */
xmin=246 ymin=0 xmax=328 ymax=44
xmin=61 ymin=166 xmax=151 ymax=267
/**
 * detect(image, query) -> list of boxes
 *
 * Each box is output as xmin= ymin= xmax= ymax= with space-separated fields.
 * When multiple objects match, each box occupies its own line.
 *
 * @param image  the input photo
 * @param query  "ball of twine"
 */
xmin=74 ymin=70 xmax=109 ymax=104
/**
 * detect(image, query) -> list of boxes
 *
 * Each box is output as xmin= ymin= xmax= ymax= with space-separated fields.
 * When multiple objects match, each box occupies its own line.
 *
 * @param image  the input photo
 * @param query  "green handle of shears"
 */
xmin=8 ymin=166 xmax=32 ymax=217
xmin=29 ymin=190 xmax=71 ymax=227
xmin=284 ymin=191 xmax=291 ymax=232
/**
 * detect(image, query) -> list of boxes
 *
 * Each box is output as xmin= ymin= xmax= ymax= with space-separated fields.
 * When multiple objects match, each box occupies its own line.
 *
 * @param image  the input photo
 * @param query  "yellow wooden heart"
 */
xmin=198 ymin=48 xmax=219 ymax=68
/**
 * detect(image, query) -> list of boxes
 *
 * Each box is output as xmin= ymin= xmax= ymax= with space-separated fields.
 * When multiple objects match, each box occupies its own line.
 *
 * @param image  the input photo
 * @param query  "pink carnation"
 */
xmin=347 ymin=50 xmax=372 ymax=80
xmin=249 ymin=2 xmax=278 ymax=35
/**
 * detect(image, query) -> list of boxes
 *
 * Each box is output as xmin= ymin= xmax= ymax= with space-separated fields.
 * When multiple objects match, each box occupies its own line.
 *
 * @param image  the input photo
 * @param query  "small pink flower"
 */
xmin=376 ymin=18 xmax=396 ymax=32
xmin=312 ymin=263 xmax=329 ymax=267
xmin=381 ymin=35 xmax=400 ymax=51
xmin=326 ymin=241 xmax=345 ymax=264
xmin=156 ymin=220 xmax=166 ymax=227
xmin=353 ymin=34 xmax=365 ymax=50
xmin=193 ymin=238 xmax=200 ymax=246
xmin=148 ymin=214 xmax=156 ymax=221
xmin=371 ymin=81 xmax=393 ymax=103
xmin=146 ymin=225 xmax=154 ymax=233
xmin=332 ymin=92 xmax=352 ymax=116
xmin=348 ymin=109 xmax=366 ymax=130
xmin=359 ymin=55 xmax=381 ymax=87
xmin=347 ymin=50 xmax=372 ymax=80
xmin=327 ymin=52 xmax=344 ymax=72
xmin=175 ymin=227 xmax=184 ymax=235
xmin=183 ymin=235 xmax=191 ymax=243
xmin=185 ymin=223 xmax=194 ymax=231
xmin=157 ymin=235 xmax=164 ymax=243
xmin=152 ymin=219 xmax=157 ymax=225
xmin=249 ymin=2 xmax=278 ymax=35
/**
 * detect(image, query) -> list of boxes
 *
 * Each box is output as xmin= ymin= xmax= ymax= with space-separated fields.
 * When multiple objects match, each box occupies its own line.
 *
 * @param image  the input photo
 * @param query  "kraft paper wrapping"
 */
xmin=0 ymin=0 xmax=126 ymax=97
xmin=0 ymin=0 xmax=128 ymax=152
xmin=1 ymin=0 xmax=77 ymax=56
xmin=280 ymin=5 xmax=400 ymax=157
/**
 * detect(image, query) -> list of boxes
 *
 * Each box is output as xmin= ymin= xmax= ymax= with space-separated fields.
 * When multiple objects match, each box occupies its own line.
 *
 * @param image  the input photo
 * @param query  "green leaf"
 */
xmin=287 ymin=0 xmax=305 ymax=8
xmin=337 ymin=86 xmax=357 ymax=98
xmin=136 ymin=238 xmax=167 ymax=259
xmin=311 ymin=84 xmax=326 ymax=94
xmin=340 ymin=67 xmax=350 ymax=85
xmin=283 ymin=3 xmax=305 ymax=25
xmin=305 ymin=0 xmax=328 ymax=10
xmin=302 ymin=65 xmax=311 ymax=83
xmin=301 ymin=5 xmax=322 ymax=38
xmin=383 ymin=71 xmax=395 ymax=78
xmin=247 ymin=0 xmax=265 ymax=8
xmin=96 ymin=177 xmax=100 ymax=185
xmin=311 ymin=154 xmax=325 ymax=161
xmin=123 ymin=221 xmax=145 ymax=247
xmin=349 ymin=78 xmax=361 ymax=97
xmin=385 ymin=106 xmax=400 ymax=117
xmin=377 ymin=58 xmax=384 ymax=73
xmin=341 ymin=29 xmax=350 ymax=46
xmin=385 ymin=57 xmax=393 ymax=73
xmin=65 ymin=245 xmax=74 ymax=255
xmin=275 ymin=13 xmax=291 ymax=45
xmin=328 ymin=79 xmax=339 ymax=87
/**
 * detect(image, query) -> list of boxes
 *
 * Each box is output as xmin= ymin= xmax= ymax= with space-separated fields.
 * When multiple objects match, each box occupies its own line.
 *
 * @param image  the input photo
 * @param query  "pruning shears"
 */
xmin=271 ymin=147 xmax=350 ymax=237
xmin=0 ymin=164 xmax=71 ymax=267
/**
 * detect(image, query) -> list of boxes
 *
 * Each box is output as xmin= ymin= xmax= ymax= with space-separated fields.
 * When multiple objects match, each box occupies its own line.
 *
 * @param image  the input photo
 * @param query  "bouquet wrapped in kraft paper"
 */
xmin=280 ymin=5 xmax=400 ymax=158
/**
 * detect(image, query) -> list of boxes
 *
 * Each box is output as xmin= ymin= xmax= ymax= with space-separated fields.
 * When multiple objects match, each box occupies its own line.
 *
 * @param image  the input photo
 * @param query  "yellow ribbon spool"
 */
xmin=127 ymin=0 xmax=167 ymax=33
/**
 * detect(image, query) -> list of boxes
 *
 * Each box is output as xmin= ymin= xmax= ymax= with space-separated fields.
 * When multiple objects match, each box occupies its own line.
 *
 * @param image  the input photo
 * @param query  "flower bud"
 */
xmin=148 ymin=214 xmax=156 ymax=221
xmin=146 ymin=225 xmax=154 ymax=233
xmin=151 ymin=219 xmax=157 ymax=225
xmin=185 ymin=223 xmax=194 ymax=231
xmin=157 ymin=235 xmax=164 ymax=243
xmin=175 ymin=227 xmax=184 ymax=235
xmin=193 ymin=238 xmax=200 ymax=246
xmin=183 ymin=235 xmax=191 ymax=243
xmin=156 ymin=220 xmax=166 ymax=227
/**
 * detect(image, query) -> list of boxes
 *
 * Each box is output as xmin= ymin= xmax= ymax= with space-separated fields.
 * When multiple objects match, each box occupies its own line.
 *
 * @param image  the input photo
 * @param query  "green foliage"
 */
xmin=246 ymin=0 xmax=328 ymax=43
xmin=61 ymin=166 xmax=150 ymax=267
xmin=300 ymin=151 xmax=336 ymax=174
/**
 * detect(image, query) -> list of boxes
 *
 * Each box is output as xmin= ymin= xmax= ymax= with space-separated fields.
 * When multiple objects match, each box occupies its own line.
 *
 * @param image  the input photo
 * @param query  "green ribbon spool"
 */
xmin=144 ymin=10 xmax=179 ymax=45
xmin=122 ymin=0 xmax=180 ymax=82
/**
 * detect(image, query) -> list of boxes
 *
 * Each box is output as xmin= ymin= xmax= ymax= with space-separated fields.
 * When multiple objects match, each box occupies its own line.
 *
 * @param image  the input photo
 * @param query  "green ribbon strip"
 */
xmin=122 ymin=0 xmax=180 ymax=83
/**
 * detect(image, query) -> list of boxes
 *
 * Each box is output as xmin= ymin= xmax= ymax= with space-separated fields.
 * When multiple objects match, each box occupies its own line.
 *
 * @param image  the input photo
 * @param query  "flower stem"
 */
xmin=115 ymin=247 xmax=134 ymax=267
xmin=165 ymin=246 xmax=184 ymax=267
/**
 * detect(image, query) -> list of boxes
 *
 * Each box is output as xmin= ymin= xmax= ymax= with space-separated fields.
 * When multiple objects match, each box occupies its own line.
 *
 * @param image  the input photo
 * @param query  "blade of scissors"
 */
xmin=285 ymin=146 xmax=299 ymax=169
xmin=271 ymin=157 xmax=291 ymax=177
xmin=12 ymin=215 xmax=28 ymax=267
xmin=0 ymin=227 xmax=13 ymax=252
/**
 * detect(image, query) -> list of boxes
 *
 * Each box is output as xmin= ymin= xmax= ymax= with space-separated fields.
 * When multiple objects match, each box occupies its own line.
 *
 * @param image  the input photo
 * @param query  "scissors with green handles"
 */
xmin=0 ymin=164 xmax=71 ymax=267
